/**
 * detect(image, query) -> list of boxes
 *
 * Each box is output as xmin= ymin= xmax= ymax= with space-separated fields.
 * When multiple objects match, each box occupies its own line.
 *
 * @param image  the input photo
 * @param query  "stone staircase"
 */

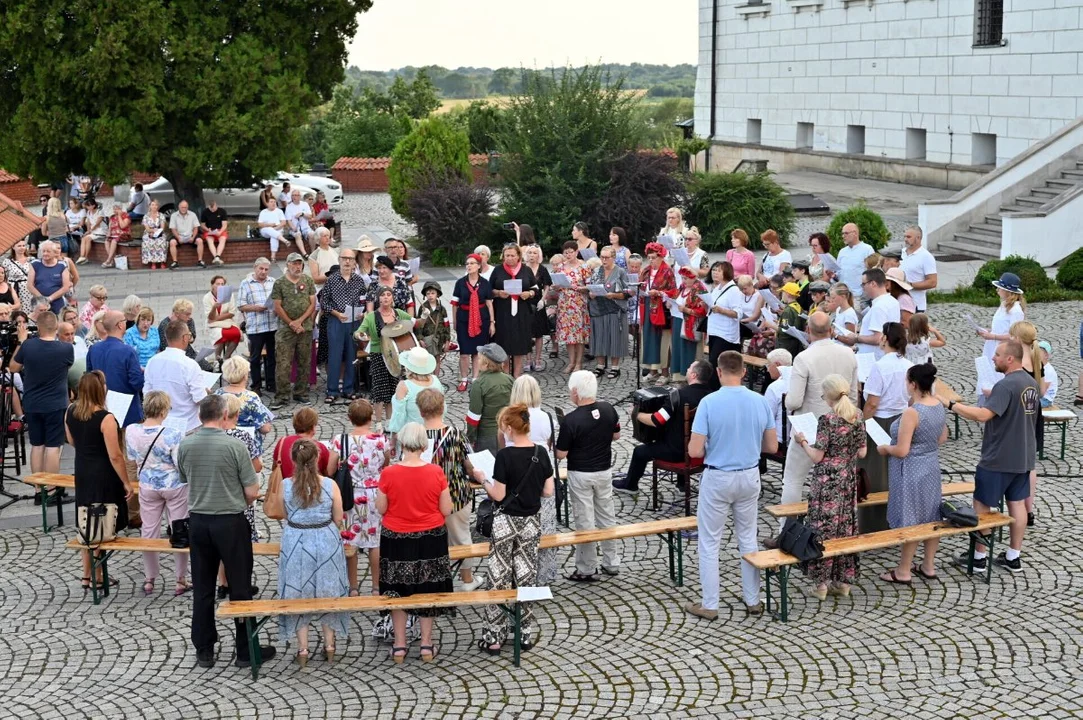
xmin=939 ymin=160 xmax=1083 ymax=260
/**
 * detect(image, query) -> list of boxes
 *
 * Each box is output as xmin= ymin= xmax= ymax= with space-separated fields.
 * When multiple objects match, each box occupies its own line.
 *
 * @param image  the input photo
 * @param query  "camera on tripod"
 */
xmin=0 ymin=320 xmax=36 ymax=355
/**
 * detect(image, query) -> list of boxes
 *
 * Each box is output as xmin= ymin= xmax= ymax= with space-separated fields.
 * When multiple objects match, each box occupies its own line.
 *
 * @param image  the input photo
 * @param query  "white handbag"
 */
xmin=77 ymin=503 xmax=119 ymax=546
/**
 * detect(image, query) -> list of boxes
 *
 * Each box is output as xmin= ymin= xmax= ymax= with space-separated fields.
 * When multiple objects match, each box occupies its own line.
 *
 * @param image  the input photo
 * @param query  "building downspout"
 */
xmin=706 ymin=0 xmax=719 ymax=172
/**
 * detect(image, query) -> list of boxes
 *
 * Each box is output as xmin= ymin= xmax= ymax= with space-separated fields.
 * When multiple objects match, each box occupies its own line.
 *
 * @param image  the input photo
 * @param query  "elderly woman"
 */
xmin=387 ymin=347 xmax=444 ymax=438
xmin=28 ymin=240 xmax=72 ymax=314
xmin=557 ymin=241 xmax=591 ymax=374
xmin=640 ymin=242 xmax=678 ymax=385
xmin=102 ymin=203 xmax=130 ymax=268
xmin=376 ymin=422 xmax=454 ymax=664
xmin=328 ymin=399 xmax=389 ymax=596
xmin=478 ymin=403 xmax=555 ymax=656
xmin=522 ymin=245 xmax=552 ymax=372
xmin=125 ymin=390 xmax=189 ymax=597
xmin=473 ymin=245 xmax=494 ymax=281
xmin=366 ymin=255 xmax=413 ymax=314
xmin=141 ymin=199 xmax=168 ymax=269
xmin=490 ymin=244 xmax=538 ymax=377
xmin=204 ymin=275 xmax=242 ymax=362
xmin=123 ymin=308 xmax=160 ymax=369
xmin=79 ymin=284 xmax=109 ymax=331
xmin=467 ymin=343 xmax=514 ymax=454
xmin=586 ymin=245 xmax=632 ymax=378
xmin=120 ymin=294 xmax=142 ymax=329
xmin=276 ymin=438 xmax=350 ymax=666
xmin=355 ymin=286 xmax=414 ymax=426
xmin=451 ymin=253 xmax=494 ymax=392
xmin=158 ymin=298 xmax=197 ymax=354
xmin=681 ymin=227 xmax=710 ymax=280
xmin=669 ymin=267 xmax=709 ymax=383
xmin=215 ymin=356 xmax=275 ymax=455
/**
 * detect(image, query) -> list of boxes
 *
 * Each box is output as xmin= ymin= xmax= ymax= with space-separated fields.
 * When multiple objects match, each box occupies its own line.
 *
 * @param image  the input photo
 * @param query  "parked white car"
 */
xmin=274 ymin=172 xmax=344 ymax=205
xmin=124 ymin=177 xmax=317 ymax=217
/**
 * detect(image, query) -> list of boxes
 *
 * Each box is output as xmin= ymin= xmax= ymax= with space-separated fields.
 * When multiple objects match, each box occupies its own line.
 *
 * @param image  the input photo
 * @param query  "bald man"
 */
xmin=86 ymin=309 xmax=145 ymax=426
xmin=836 ymin=222 xmax=874 ymax=303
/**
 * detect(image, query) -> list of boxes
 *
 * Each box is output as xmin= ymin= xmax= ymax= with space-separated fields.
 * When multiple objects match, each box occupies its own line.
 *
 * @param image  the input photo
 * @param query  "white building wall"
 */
xmin=695 ymin=0 xmax=1083 ymax=167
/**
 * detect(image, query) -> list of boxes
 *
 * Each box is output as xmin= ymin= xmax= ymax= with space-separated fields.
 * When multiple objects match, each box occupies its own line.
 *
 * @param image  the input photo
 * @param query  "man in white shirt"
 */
xmin=258 ymin=198 xmax=289 ymax=263
xmin=900 ymin=226 xmax=938 ymax=312
xmin=835 ymin=223 xmax=874 ymax=302
xmin=145 ymin=319 xmax=209 ymax=432
xmin=757 ymin=229 xmax=792 ymax=287
xmin=168 ymin=200 xmax=200 ymax=270
xmin=283 ymin=189 xmax=314 ymax=257
xmin=839 ymin=268 xmax=900 ymax=360
xmin=763 ymin=348 xmax=793 ymax=435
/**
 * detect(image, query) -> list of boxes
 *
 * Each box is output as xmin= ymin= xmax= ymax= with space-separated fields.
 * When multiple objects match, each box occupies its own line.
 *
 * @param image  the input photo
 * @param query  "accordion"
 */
xmin=632 ymin=387 xmax=680 ymax=444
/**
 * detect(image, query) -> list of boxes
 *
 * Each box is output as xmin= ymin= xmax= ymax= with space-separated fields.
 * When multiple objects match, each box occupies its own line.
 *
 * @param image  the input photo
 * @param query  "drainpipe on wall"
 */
xmin=706 ymin=0 xmax=719 ymax=172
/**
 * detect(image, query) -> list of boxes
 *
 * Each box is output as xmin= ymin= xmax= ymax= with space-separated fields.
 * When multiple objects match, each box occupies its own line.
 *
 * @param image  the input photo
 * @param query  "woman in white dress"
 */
xmin=978 ymin=272 xmax=1025 ymax=360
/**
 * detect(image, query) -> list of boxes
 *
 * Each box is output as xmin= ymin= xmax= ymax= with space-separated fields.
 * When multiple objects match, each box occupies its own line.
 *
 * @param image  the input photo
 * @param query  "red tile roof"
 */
xmin=333 ymin=153 xmax=494 ymax=171
xmin=0 ymin=169 xmax=22 ymax=183
xmin=0 ymin=191 xmax=44 ymax=254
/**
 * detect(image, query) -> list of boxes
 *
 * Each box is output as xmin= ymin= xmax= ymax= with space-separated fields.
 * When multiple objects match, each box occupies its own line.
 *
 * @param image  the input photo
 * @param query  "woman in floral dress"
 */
xmin=328 ymin=398 xmax=389 ymax=596
xmin=556 ymin=241 xmax=591 ymax=373
xmin=2 ymin=239 xmax=34 ymax=313
xmin=791 ymin=373 xmax=867 ymax=600
xmin=140 ymin=200 xmax=168 ymax=268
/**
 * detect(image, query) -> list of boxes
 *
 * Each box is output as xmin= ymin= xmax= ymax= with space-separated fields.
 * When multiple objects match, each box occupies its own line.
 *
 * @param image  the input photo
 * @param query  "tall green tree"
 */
xmin=387 ymin=117 xmax=472 ymax=220
xmin=0 ymin=0 xmax=371 ymax=205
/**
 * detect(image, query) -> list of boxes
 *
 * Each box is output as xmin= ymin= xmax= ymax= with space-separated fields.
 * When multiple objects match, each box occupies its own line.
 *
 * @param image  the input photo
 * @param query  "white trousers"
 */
xmin=260 ymin=227 xmax=284 ymax=252
xmin=568 ymin=469 xmax=620 ymax=575
xmin=777 ymin=444 xmax=814 ymax=533
xmin=697 ymin=467 xmax=761 ymax=609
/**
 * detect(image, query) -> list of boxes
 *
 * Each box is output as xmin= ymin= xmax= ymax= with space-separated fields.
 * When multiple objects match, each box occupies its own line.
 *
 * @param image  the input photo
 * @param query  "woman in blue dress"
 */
xmin=450 ymin=253 xmax=494 ymax=393
xmin=277 ymin=440 xmax=350 ymax=666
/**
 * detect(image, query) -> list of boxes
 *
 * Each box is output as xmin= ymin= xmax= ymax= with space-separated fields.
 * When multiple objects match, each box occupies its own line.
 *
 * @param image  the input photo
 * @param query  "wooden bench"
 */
xmin=219 ymin=587 xmax=553 ymax=679
xmin=743 ymin=511 xmax=1012 ymax=622
xmin=67 ymin=516 xmax=699 ymax=604
xmin=765 ymin=481 xmax=976 ymax=519
xmin=1040 ymin=405 xmax=1075 ymax=460
xmin=22 ymin=472 xmax=78 ymax=533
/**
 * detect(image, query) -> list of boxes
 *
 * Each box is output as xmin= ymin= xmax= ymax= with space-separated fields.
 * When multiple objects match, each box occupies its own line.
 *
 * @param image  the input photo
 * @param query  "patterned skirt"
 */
xmin=142 ymin=234 xmax=168 ymax=264
xmin=379 ymin=525 xmax=454 ymax=617
xmin=367 ymin=354 xmax=397 ymax=404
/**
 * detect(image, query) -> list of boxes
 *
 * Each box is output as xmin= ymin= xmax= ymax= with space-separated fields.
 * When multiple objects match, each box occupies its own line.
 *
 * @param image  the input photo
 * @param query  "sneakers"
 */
xmin=75 ymin=256 xmax=88 ymax=265
xmin=954 ymin=552 xmax=987 ymax=572
xmin=212 ymin=256 xmax=224 ymax=266
xmin=994 ymin=552 xmax=1023 ymax=573
xmin=235 ymin=646 xmax=277 ymax=667
xmin=460 ymin=576 xmax=485 ymax=592
xmin=683 ymin=602 xmax=718 ymax=621
xmin=269 ymin=400 xmax=287 ymax=411
xmin=196 ymin=260 xmax=206 ymax=268
xmin=612 ymin=483 xmax=638 ymax=496
xmin=169 ymin=261 xmax=179 ymax=270
xmin=746 ymin=602 xmax=764 ymax=616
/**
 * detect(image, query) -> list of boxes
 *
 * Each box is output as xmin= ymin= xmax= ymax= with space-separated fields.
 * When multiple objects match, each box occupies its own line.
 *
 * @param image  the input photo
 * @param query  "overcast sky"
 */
xmin=348 ymin=0 xmax=698 ymax=70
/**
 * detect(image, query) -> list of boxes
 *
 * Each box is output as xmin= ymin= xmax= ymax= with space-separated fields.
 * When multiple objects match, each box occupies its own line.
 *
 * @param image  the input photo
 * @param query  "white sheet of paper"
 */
xmin=742 ymin=322 xmax=760 ymax=335
xmin=759 ymin=288 xmax=782 ymax=311
xmin=672 ymin=248 xmax=690 ymax=267
xmin=550 ymin=272 xmax=572 ymax=288
xmin=516 ymin=586 xmax=553 ymax=602
xmin=467 ymin=450 xmax=497 ymax=481
xmin=163 ymin=415 xmax=188 ymax=434
xmin=818 ymin=253 xmax=840 ymax=274
xmin=864 ymin=418 xmax=893 ymax=447
xmin=578 ymin=248 xmax=597 ymax=261
xmin=216 ymin=285 xmax=234 ymax=303
xmin=587 ymin=283 xmax=608 ymax=298
xmin=965 ymin=313 xmax=987 ymax=333
xmin=420 ymin=439 xmax=435 ymax=464
xmin=105 ymin=391 xmax=133 ymax=421
xmin=195 ymin=346 xmax=216 ymax=363
xmin=113 ymin=256 xmax=129 ymax=271
xmin=1042 ymin=408 xmax=1076 ymax=420
xmin=347 ymin=305 xmax=367 ymax=323
xmin=856 ymin=352 xmax=875 ymax=383
xmin=664 ymin=294 xmax=679 ymax=307
xmin=236 ymin=425 xmax=257 ymax=440
xmin=698 ymin=292 xmax=714 ymax=305
xmin=975 ymin=356 xmax=1003 ymax=392
xmin=783 ymin=326 xmax=809 ymax=348
xmin=504 ymin=279 xmax=523 ymax=295
xmin=264 ymin=294 xmax=277 ymax=309
xmin=788 ymin=412 xmax=818 ymax=440
xmin=408 ymin=257 xmax=420 ymax=275
xmin=201 ymin=371 xmax=222 ymax=389
xmin=658 ymin=235 xmax=675 ymax=251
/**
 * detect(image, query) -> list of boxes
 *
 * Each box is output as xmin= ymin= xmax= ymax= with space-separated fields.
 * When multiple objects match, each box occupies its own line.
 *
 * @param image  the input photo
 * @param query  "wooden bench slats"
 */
xmin=741 ymin=353 xmax=769 ymax=368
xmin=217 ymin=589 xmax=520 ymax=619
xmin=743 ymin=512 xmax=1012 ymax=570
xmin=22 ymin=473 xmax=75 ymax=488
xmin=765 ymin=482 xmax=975 ymax=518
xmin=66 ymin=537 xmax=283 ymax=556
xmin=934 ymin=379 xmax=961 ymax=404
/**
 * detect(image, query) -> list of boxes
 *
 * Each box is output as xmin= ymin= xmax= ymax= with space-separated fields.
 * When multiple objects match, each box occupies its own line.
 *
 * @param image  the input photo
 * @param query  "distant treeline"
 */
xmin=344 ymin=63 xmax=696 ymax=99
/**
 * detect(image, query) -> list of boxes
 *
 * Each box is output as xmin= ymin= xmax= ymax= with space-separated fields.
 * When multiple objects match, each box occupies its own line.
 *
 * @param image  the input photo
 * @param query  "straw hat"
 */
xmin=399 ymin=346 xmax=437 ymax=376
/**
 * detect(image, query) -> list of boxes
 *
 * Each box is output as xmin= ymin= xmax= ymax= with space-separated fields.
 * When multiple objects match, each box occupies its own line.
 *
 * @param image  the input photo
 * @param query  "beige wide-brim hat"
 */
xmin=357 ymin=234 xmax=379 ymax=254
xmin=885 ymin=267 xmax=913 ymax=291
xmin=400 ymin=346 xmax=437 ymax=376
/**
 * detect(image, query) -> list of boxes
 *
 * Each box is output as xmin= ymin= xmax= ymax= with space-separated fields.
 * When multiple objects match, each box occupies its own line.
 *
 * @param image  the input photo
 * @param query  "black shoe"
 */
xmin=169 ymin=261 xmax=179 ymax=270
xmin=235 ymin=646 xmax=276 ymax=667
xmin=269 ymin=400 xmax=287 ymax=411
xmin=33 ymin=493 xmax=42 ymax=506
xmin=954 ymin=553 xmax=986 ymax=571
xmin=1027 ymin=512 xmax=1035 ymax=527
xmin=217 ymin=585 xmax=230 ymax=600
xmin=197 ymin=649 xmax=215 ymax=668
xmin=250 ymin=584 xmax=259 ymax=596
xmin=196 ymin=260 xmax=206 ymax=268
xmin=45 ymin=492 xmax=74 ymax=507
xmin=293 ymin=395 xmax=310 ymax=405
xmin=994 ymin=552 xmax=1023 ymax=573
xmin=612 ymin=480 xmax=638 ymax=496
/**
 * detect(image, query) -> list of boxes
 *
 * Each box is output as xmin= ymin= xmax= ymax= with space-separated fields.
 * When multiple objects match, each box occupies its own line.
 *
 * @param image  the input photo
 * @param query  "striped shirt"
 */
xmin=238 ymin=274 xmax=280 ymax=334
xmin=178 ymin=427 xmax=258 ymax=515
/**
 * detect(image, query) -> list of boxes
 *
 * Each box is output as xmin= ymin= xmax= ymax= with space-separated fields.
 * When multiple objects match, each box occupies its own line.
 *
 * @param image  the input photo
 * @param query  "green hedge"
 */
xmin=684 ymin=171 xmax=796 ymax=251
xmin=825 ymin=203 xmax=891 ymax=255
xmin=970 ymin=255 xmax=1053 ymax=295
xmin=1055 ymin=247 xmax=1083 ymax=290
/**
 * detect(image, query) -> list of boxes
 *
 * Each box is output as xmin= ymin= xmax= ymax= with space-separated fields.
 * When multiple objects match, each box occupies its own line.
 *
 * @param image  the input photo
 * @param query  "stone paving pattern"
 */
xmin=1 ymin=194 xmax=1082 ymax=719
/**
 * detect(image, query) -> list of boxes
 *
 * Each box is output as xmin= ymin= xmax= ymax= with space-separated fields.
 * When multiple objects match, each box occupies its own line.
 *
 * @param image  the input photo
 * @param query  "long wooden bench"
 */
xmin=22 ymin=472 xmax=79 ymax=533
xmin=67 ymin=516 xmax=699 ymax=604
xmin=765 ymin=482 xmax=975 ymax=519
xmin=744 ymin=511 xmax=1012 ymax=622
xmin=1040 ymin=405 xmax=1076 ymax=460
xmin=219 ymin=587 xmax=553 ymax=678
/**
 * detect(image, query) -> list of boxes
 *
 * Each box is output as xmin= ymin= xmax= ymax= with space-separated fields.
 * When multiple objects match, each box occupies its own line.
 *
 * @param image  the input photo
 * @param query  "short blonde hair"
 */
xmin=509 ymin=375 xmax=541 ymax=409
xmin=736 ymin=275 xmax=755 ymax=290
xmin=136 ymin=307 xmax=155 ymax=324
xmin=416 ymin=388 xmax=445 ymax=419
xmin=223 ymin=393 xmax=243 ymax=419
xmin=172 ymin=298 xmax=194 ymax=315
xmin=221 ymin=356 xmax=250 ymax=386
xmin=122 ymin=294 xmax=142 ymax=314
xmin=89 ymin=284 xmax=107 ymax=299
xmin=398 ymin=422 xmax=429 ymax=453
xmin=142 ymin=390 xmax=171 ymax=419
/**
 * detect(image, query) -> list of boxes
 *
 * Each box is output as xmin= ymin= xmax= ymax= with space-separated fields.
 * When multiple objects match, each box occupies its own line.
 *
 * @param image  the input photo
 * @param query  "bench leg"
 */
xmin=764 ymin=567 xmax=790 ymax=622
xmin=512 ymin=603 xmax=522 ymax=668
xmin=1059 ymin=422 xmax=1066 ymax=460
xmin=662 ymin=531 xmax=685 ymax=587
xmin=952 ymin=413 xmax=959 ymax=441
xmin=246 ymin=618 xmax=264 ymax=681
xmin=40 ymin=487 xmax=48 ymax=534
xmin=89 ymin=550 xmax=112 ymax=606
xmin=676 ymin=530 xmax=684 ymax=587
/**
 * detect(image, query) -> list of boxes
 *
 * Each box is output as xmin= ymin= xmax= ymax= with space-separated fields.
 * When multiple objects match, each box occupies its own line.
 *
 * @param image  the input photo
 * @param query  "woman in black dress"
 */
xmin=488 ymin=244 xmax=538 ymax=377
xmin=450 ymin=254 xmax=494 ymax=393
xmin=523 ymin=244 xmax=552 ymax=372
xmin=66 ymin=371 xmax=133 ymax=593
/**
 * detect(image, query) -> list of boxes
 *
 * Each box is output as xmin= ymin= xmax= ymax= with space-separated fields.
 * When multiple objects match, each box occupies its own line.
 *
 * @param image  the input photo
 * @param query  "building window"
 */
xmin=906 ymin=128 xmax=927 ymax=161
xmin=747 ymin=118 xmax=762 ymax=144
xmin=797 ymin=122 xmax=814 ymax=150
xmin=972 ymin=132 xmax=997 ymax=165
xmin=974 ymin=0 xmax=1004 ymax=47
xmin=847 ymin=125 xmax=865 ymax=155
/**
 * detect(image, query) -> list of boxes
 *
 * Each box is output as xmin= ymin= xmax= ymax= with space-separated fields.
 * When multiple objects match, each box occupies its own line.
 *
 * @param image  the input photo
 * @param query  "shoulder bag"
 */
xmin=77 ymin=503 xmax=118 ymax=547
xmin=263 ymin=439 xmax=287 ymax=520
xmin=475 ymin=446 xmax=539 ymax=538
xmin=940 ymin=498 xmax=978 ymax=528
xmin=776 ymin=516 xmax=824 ymax=565
xmin=698 ymin=284 xmax=734 ymax=334
xmin=334 ymin=432 xmax=355 ymax=512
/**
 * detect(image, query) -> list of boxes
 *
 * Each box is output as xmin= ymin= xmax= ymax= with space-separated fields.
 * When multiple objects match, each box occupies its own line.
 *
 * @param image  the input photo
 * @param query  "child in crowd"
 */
xmin=864 ymin=253 xmax=882 ymax=271
xmin=1038 ymin=340 xmax=1058 ymax=407
xmin=545 ymin=254 xmax=563 ymax=358
xmin=415 ymin=281 xmax=450 ymax=371
xmin=905 ymin=313 xmax=946 ymax=365
xmin=828 ymin=283 xmax=859 ymax=340
xmin=775 ymin=282 xmax=807 ymax=359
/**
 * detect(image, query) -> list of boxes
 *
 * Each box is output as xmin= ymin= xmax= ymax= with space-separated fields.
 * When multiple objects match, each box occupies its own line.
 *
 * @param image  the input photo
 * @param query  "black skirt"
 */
xmin=379 ymin=526 xmax=454 ymax=617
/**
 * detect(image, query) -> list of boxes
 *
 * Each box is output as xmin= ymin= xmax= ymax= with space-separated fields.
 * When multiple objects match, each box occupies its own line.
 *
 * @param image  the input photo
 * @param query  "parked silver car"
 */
xmin=125 ymin=177 xmax=317 ymax=217
xmin=274 ymin=172 xmax=344 ymax=205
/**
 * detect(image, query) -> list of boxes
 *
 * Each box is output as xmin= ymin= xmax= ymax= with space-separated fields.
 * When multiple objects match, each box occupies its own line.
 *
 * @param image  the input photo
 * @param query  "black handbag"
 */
xmin=335 ymin=432 xmax=355 ymax=513
xmin=776 ymin=517 xmax=824 ymax=564
xmin=169 ymin=518 xmax=190 ymax=549
xmin=940 ymin=498 xmax=978 ymax=527
xmin=474 ymin=446 xmax=539 ymax=538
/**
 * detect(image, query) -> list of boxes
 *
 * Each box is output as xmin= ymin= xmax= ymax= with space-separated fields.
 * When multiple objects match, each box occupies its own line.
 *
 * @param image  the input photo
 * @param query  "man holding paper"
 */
xmin=321 ymin=249 xmax=368 ymax=402
xmin=837 ymin=269 xmax=900 ymax=359
xmin=86 ymin=310 xmax=144 ymax=427
xmin=237 ymin=258 xmax=279 ymax=396
xmin=145 ymin=320 xmax=209 ymax=432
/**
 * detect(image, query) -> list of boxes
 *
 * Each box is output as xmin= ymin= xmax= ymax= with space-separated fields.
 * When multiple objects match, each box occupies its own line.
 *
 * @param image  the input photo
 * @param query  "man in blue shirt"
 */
xmin=687 ymin=351 xmax=777 ymax=619
xmin=86 ymin=310 xmax=145 ymax=427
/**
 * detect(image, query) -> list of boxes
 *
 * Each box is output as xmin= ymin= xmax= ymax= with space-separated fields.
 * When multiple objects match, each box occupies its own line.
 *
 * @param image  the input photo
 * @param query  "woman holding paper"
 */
xmin=682 ymin=228 xmax=710 ymax=279
xmin=979 ymin=273 xmax=1026 ymax=360
xmin=587 ymin=246 xmax=632 ymax=378
xmin=659 ymin=207 xmax=687 ymax=245
xmin=523 ymin=245 xmax=552 ymax=371
xmin=669 ymin=267 xmax=708 ymax=382
xmin=490 ymin=244 xmax=538 ymax=377
xmin=875 ymin=363 xmax=946 ymax=584
xmin=557 ymin=241 xmax=591 ymax=373
xmin=203 ymin=275 xmax=242 ymax=362
xmin=807 ymin=233 xmax=835 ymax=283
xmin=572 ymin=221 xmax=598 ymax=258
xmin=451 ymin=254 xmax=495 ymax=392
xmin=639 ymin=242 xmax=678 ymax=384
xmin=861 ymin=322 xmax=913 ymax=533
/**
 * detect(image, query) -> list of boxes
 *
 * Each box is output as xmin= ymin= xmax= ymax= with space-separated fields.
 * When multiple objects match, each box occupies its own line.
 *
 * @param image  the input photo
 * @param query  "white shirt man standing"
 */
xmin=763 ymin=348 xmax=793 ymax=436
xmin=145 ymin=319 xmax=209 ymax=432
xmin=900 ymin=225 xmax=938 ymax=313
xmin=835 ymin=223 xmax=874 ymax=302
xmin=839 ymin=268 xmax=901 ymax=360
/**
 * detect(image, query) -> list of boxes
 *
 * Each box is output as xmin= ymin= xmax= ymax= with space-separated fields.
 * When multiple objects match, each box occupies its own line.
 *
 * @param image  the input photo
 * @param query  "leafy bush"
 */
xmin=825 ymin=203 xmax=891 ymax=254
xmin=444 ymin=101 xmax=510 ymax=155
xmin=1055 ymin=247 xmax=1083 ymax=290
xmin=970 ymin=255 xmax=1052 ymax=296
xmin=684 ymin=171 xmax=796 ymax=251
xmin=388 ymin=117 xmax=472 ymax=219
xmin=406 ymin=174 xmax=497 ymax=263
xmin=581 ymin=152 xmax=686 ymax=250
xmin=928 ymin=286 xmax=1083 ymax=306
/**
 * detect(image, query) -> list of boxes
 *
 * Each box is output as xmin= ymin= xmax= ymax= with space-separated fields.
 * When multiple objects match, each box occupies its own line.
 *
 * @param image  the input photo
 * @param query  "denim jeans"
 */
xmin=326 ymin=316 xmax=359 ymax=396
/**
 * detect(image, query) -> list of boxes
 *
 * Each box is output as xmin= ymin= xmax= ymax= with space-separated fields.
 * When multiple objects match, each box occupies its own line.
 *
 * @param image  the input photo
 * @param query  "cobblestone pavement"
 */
xmin=2 ymin=196 xmax=1082 ymax=718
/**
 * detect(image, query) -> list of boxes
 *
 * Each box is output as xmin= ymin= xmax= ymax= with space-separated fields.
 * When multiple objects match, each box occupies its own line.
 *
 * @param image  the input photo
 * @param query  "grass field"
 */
xmin=436 ymin=90 xmax=680 ymax=114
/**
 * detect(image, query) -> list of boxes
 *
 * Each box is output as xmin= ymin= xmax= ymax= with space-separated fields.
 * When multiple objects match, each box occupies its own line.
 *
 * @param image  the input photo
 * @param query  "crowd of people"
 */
xmin=8 ymin=201 xmax=1068 ymax=672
